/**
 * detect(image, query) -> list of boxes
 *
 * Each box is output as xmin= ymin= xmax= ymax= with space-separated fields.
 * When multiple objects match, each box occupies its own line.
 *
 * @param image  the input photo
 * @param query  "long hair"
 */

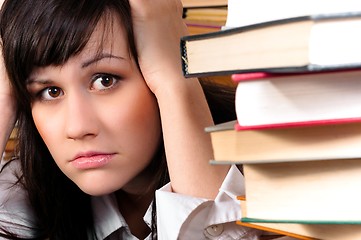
xmin=0 ymin=0 xmax=236 ymax=239
xmin=0 ymin=0 xmax=141 ymax=239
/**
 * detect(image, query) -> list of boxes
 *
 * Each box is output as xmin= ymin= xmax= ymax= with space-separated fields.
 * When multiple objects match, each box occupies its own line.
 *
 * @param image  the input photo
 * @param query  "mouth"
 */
xmin=71 ymin=152 xmax=115 ymax=169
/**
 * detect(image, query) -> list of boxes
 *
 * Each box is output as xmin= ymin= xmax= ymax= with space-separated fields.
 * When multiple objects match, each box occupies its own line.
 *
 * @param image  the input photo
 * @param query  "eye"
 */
xmin=39 ymin=86 xmax=64 ymax=100
xmin=91 ymin=74 xmax=120 ymax=91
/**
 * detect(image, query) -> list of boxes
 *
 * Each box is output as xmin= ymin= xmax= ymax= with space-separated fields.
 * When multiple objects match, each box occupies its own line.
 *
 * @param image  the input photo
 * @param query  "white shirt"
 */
xmin=0 ymin=160 xmax=295 ymax=240
xmin=0 ymin=159 xmax=36 ymax=238
xmin=92 ymin=165 xmax=263 ymax=240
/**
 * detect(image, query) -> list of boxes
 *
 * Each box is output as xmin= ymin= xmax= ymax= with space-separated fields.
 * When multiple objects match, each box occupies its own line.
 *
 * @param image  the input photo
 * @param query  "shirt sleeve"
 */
xmin=0 ymin=159 xmax=37 ymax=238
xmin=155 ymin=165 xmax=263 ymax=240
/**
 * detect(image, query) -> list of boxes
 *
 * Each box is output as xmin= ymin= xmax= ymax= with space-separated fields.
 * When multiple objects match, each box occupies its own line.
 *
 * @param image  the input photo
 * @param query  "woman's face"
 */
xmin=26 ymin=17 xmax=162 ymax=196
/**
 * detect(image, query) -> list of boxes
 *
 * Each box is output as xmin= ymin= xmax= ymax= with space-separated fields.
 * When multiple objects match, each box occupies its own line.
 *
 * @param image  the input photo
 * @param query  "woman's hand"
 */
xmin=129 ymin=0 xmax=229 ymax=199
xmin=129 ymin=0 xmax=188 ymax=94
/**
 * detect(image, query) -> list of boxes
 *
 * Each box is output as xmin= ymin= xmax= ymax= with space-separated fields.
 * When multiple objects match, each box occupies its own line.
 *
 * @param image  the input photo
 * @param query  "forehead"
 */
xmin=84 ymin=13 xmax=129 ymax=56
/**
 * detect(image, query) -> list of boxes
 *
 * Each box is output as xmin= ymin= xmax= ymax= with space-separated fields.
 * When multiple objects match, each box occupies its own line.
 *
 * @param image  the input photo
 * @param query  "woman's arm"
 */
xmin=129 ymin=0 xmax=229 ymax=199
xmin=0 ymin=45 xmax=16 ymax=159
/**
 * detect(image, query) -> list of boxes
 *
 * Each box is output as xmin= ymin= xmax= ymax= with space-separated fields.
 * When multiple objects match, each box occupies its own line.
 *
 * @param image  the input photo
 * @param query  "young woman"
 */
xmin=0 ymin=0 xmax=262 ymax=239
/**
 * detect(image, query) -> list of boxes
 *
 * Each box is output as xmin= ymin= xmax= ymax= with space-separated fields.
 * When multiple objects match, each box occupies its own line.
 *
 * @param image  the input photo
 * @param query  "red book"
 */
xmin=232 ymin=69 xmax=361 ymax=130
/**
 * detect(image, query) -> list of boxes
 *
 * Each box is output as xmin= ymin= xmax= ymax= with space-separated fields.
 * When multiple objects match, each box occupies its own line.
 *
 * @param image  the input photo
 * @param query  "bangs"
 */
xmin=1 ymin=0 xmax=108 ymax=78
xmin=27 ymin=2 xmax=103 ymax=67
xmin=1 ymin=0 xmax=135 ymax=107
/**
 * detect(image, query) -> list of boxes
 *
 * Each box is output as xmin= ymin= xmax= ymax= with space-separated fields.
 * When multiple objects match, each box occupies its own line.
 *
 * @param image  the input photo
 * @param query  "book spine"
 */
xmin=231 ymin=68 xmax=361 ymax=83
xmin=235 ymin=118 xmax=361 ymax=131
xmin=231 ymin=72 xmax=271 ymax=82
xmin=184 ymin=65 xmax=361 ymax=78
xmin=180 ymin=39 xmax=190 ymax=77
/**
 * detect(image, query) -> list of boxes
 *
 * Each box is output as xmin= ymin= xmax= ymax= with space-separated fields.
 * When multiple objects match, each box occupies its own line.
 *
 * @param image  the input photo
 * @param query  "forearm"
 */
xmin=0 ymin=96 xmax=15 ymax=157
xmin=0 ymin=46 xmax=16 ymax=158
xmin=129 ymin=0 xmax=229 ymax=199
xmin=156 ymin=75 xmax=229 ymax=199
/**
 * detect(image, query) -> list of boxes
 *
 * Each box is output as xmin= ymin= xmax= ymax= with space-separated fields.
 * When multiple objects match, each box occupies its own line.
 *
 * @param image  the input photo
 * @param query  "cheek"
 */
xmin=111 ymin=83 xmax=162 ymax=158
xmin=31 ymin=104 xmax=65 ymax=161
xmin=32 ymin=106 xmax=56 ymax=144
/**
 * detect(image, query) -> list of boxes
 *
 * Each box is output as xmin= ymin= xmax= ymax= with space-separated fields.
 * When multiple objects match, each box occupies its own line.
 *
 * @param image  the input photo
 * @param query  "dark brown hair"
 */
xmin=0 ymin=0 xmax=235 ymax=239
xmin=1 ymin=0 xmax=139 ymax=238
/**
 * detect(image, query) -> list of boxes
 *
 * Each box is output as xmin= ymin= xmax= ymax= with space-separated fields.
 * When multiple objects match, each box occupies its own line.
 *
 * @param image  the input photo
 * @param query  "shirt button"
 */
xmin=205 ymin=224 xmax=224 ymax=237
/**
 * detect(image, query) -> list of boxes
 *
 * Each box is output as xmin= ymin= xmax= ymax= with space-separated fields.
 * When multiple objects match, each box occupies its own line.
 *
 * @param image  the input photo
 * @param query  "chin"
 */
xmin=67 ymin=170 xmax=127 ymax=196
xmin=79 ymin=185 xmax=119 ymax=196
xmin=74 ymin=179 xmax=123 ymax=196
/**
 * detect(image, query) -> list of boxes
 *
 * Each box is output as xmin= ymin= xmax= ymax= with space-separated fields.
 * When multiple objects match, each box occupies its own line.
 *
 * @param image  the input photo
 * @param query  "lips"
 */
xmin=71 ymin=152 xmax=115 ymax=169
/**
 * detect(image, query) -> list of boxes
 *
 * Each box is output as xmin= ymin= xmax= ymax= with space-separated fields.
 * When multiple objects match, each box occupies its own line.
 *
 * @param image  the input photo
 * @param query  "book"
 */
xmin=241 ymin=159 xmax=361 ymax=223
xmin=4 ymin=127 xmax=17 ymax=152
xmin=238 ymin=197 xmax=316 ymax=240
xmin=185 ymin=21 xmax=222 ymax=35
xmin=3 ymin=127 xmax=18 ymax=161
xmin=205 ymin=120 xmax=361 ymax=164
xmin=238 ymin=197 xmax=361 ymax=240
xmin=184 ymin=8 xmax=227 ymax=35
xmin=184 ymin=8 xmax=227 ymax=23
xmin=225 ymin=0 xmax=361 ymax=29
xmin=232 ymin=69 xmax=361 ymax=129
xmin=180 ymin=12 xmax=361 ymax=77
xmin=181 ymin=0 xmax=227 ymax=9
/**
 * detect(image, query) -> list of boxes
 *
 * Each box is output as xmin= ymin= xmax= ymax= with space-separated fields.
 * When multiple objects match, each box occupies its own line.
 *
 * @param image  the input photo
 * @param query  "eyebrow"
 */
xmin=26 ymin=53 xmax=126 ymax=85
xmin=26 ymin=79 xmax=52 ymax=85
xmin=82 ymin=53 xmax=126 ymax=68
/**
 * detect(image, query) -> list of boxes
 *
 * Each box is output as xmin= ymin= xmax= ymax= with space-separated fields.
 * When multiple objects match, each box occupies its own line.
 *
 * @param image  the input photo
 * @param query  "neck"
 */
xmin=115 ymin=188 xmax=155 ymax=239
xmin=115 ymin=152 xmax=166 ymax=238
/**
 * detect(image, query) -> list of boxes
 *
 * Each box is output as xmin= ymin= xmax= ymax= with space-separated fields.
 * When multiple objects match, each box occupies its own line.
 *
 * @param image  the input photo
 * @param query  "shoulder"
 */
xmin=0 ymin=158 xmax=37 ymax=238
xmin=0 ymin=158 xmax=22 ymax=200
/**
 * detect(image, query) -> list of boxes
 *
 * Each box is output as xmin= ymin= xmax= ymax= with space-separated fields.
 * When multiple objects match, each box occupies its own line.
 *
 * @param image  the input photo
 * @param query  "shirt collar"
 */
xmin=91 ymin=194 xmax=153 ymax=239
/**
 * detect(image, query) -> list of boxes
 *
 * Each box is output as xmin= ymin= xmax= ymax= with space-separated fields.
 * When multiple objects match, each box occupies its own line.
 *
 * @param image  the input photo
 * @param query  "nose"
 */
xmin=65 ymin=91 xmax=99 ymax=140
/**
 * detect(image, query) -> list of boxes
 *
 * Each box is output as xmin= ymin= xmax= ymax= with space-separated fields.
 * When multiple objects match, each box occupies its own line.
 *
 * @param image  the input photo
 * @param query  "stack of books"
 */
xmin=181 ymin=1 xmax=361 ymax=239
xmin=182 ymin=0 xmax=235 ymax=87
xmin=181 ymin=0 xmax=227 ymax=9
xmin=181 ymin=0 xmax=228 ymax=35
xmin=183 ymin=7 xmax=228 ymax=35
